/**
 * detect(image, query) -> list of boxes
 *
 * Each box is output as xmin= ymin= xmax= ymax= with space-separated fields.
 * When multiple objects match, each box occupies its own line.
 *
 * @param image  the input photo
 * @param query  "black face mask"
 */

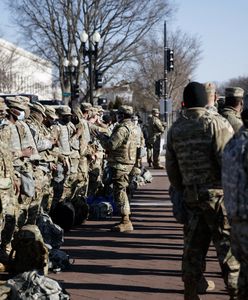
xmin=60 ymin=115 xmax=71 ymax=124
xmin=71 ymin=115 xmax=79 ymax=125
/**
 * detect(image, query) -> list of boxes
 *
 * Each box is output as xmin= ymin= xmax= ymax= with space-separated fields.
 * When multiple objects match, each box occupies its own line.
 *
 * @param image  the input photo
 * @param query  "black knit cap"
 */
xmin=183 ymin=81 xmax=208 ymax=108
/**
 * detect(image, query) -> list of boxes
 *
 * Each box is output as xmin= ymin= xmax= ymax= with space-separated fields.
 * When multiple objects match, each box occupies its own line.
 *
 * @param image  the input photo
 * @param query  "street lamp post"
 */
xmin=63 ymin=56 xmax=79 ymax=107
xmin=80 ymin=30 xmax=101 ymax=105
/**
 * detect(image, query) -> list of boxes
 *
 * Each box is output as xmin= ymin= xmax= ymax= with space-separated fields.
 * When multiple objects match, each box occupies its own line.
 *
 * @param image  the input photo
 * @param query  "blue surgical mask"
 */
xmin=17 ymin=110 xmax=25 ymax=120
xmin=0 ymin=118 xmax=7 ymax=126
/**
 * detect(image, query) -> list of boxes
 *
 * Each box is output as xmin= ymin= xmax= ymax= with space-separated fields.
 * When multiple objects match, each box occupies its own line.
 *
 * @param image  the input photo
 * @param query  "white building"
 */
xmin=98 ymin=81 xmax=133 ymax=104
xmin=0 ymin=38 xmax=53 ymax=99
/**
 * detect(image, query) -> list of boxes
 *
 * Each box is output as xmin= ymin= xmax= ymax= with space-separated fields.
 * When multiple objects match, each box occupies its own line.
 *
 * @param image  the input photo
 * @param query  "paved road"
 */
xmin=50 ymin=169 xmax=229 ymax=300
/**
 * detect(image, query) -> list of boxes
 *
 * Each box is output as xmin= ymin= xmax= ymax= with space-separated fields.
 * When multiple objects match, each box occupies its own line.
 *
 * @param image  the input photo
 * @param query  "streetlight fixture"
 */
xmin=80 ymin=30 xmax=101 ymax=105
xmin=63 ymin=56 xmax=79 ymax=106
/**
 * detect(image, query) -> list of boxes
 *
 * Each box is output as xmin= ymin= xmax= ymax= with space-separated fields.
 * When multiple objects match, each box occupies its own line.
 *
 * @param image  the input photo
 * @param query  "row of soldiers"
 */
xmin=0 ymin=97 xmax=147 ymax=268
xmin=166 ymin=81 xmax=247 ymax=300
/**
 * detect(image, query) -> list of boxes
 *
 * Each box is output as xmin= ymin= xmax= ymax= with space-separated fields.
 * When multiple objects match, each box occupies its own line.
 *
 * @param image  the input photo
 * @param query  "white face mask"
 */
xmin=17 ymin=110 xmax=25 ymax=120
xmin=0 ymin=118 xmax=7 ymax=126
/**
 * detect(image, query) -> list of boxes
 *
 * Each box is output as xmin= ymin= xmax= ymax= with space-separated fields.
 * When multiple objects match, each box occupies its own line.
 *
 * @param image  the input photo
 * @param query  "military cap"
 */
xmin=89 ymin=107 xmax=99 ymax=118
xmin=17 ymin=95 xmax=30 ymax=105
xmin=45 ymin=106 xmax=58 ymax=119
xmin=152 ymin=108 xmax=160 ymax=114
xmin=80 ymin=102 xmax=92 ymax=111
xmin=57 ymin=105 xmax=72 ymax=116
xmin=204 ymin=82 xmax=216 ymax=94
xmin=0 ymin=97 xmax=8 ymax=111
xmin=118 ymin=105 xmax=133 ymax=115
xmin=5 ymin=97 xmax=27 ymax=111
xmin=31 ymin=102 xmax=46 ymax=116
xmin=225 ymin=87 xmax=244 ymax=98
xmin=94 ymin=105 xmax=104 ymax=112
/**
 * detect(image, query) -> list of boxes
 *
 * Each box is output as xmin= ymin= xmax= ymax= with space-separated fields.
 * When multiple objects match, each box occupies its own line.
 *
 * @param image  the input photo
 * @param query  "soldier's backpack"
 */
xmin=70 ymin=192 xmax=89 ymax=226
xmin=141 ymin=168 xmax=153 ymax=183
xmin=50 ymin=201 xmax=75 ymax=231
xmin=89 ymin=199 xmax=113 ymax=220
xmin=10 ymin=225 xmax=49 ymax=275
xmin=36 ymin=212 xmax=64 ymax=249
xmin=49 ymin=249 xmax=72 ymax=273
xmin=222 ymin=130 xmax=248 ymax=221
xmin=5 ymin=270 xmax=70 ymax=299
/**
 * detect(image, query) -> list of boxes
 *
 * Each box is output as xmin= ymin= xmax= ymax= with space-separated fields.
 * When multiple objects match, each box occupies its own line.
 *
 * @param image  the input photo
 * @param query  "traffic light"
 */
xmin=72 ymin=84 xmax=80 ymax=99
xmin=167 ymin=48 xmax=174 ymax=72
xmin=95 ymin=70 xmax=103 ymax=89
xmin=155 ymin=79 xmax=163 ymax=97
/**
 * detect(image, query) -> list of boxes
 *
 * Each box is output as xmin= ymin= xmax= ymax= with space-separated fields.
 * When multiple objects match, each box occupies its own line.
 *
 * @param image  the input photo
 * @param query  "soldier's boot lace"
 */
xmin=111 ymin=215 xmax=133 ymax=232
xmin=197 ymin=276 xmax=215 ymax=294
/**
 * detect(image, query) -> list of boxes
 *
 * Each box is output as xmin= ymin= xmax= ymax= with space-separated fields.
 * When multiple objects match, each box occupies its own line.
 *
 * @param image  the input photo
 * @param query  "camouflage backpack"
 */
xmin=10 ymin=225 xmax=49 ymax=275
xmin=36 ymin=212 xmax=64 ymax=249
xmin=4 ymin=270 xmax=70 ymax=299
xmin=90 ymin=200 xmax=113 ymax=220
xmin=222 ymin=130 xmax=248 ymax=221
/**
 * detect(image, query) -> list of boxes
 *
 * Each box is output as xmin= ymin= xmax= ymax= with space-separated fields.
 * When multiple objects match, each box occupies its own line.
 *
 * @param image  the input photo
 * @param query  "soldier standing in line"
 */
xmin=146 ymin=108 xmax=166 ymax=169
xmin=0 ymin=99 xmax=19 ymax=263
xmin=97 ymin=105 xmax=137 ymax=232
xmin=55 ymin=106 xmax=79 ymax=201
xmin=220 ymin=87 xmax=244 ymax=133
xmin=5 ymin=97 xmax=38 ymax=227
xmin=222 ymin=108 xmax=248 ymax=300
xmin=204 ymin=82 xmax=218 ymax=113
xmin=166 ymin=82 xmax=239 ymax=300
xmin=26 ymin=103 xmax=57 ymax=213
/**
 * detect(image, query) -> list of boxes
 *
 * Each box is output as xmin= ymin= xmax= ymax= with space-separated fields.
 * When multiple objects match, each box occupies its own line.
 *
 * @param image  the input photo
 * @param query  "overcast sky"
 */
xmin=0 ymin=0 xmax=248 ymax=84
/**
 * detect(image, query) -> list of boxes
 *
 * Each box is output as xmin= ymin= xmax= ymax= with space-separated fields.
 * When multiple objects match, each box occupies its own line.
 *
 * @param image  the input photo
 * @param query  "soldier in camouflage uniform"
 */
xmin=55 ymin=106 xmax=80 ymax=201
xmin=26 ymin=103 xmax=57 ymax=213
xmin=222 ymin=108 xmax=248 ymax=300
xmin=220 ymin=87 xmax=244 ymax=133
xmin=166 ymin=82 xmax=239 ymax=300
xmin=0 ymin=98 xmax=18 ymax=262
xmin=204 ymin=82 xmax=218 ymax=113
xmin=146 ymin=108 xmax=166 ymax=169
xmin=97 ymin=105 xmax=137 ymax=232
xmin=5 ymin=97 xmax=38 ymax=227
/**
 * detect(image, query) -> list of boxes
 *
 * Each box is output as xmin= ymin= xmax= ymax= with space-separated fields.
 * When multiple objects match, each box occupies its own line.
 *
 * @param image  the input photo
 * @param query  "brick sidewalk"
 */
xmin=50 ymin=169 xmax=229 ymax=300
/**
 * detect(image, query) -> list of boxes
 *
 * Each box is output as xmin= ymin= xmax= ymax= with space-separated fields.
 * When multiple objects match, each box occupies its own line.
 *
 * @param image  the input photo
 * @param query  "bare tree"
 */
xmin=7 ymin=0 xmax=174 ymax=105
xmin=129 ymin=29 xmax=202 ymax=111
xmin=218 ymin=76 xmax=248 ymax=96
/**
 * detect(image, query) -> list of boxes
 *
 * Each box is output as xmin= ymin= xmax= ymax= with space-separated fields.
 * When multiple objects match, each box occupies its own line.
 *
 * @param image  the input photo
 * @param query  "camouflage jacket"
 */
xmin=166 ymin=107 xmax=233 ymax=191
xmin=100 ymin=119 xmax=137 ymax=166
xmin=220 ymin=106 xmax=242 ymax=133
xmin=222 ymin=126 xmax=248 ymax=221
xmin=147 ymin=116 xmax=166 ymax=143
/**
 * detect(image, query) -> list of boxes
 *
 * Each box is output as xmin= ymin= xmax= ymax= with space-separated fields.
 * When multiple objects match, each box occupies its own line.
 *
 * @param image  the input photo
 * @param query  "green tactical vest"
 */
xmin=171 ymin=110 xmax=221 ymax=187
xmin=222 ymin=128 xmax=248 ymax=221
xmin=108 ymin=120 xmax=137 ymax=165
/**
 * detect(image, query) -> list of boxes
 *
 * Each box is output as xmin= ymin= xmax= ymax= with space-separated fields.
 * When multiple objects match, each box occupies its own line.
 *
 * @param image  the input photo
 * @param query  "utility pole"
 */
xmin=164 ymin=21 xmax=168 ymax=102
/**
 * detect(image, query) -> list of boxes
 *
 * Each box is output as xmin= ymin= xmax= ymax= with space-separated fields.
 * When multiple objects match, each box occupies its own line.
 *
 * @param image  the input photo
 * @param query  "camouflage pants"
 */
xmin=183 ymin=194 xmax=240 ymax=298
xmin=75 ymin=157 xmax=89 ymax=198
xmin=231 ymin=222 xmax=248 ymax=300
xmin=40 ymin=172 xmax=53 ymax=213
xmin=0 ymin=186 xmax=17 ymax=249
xmin=88 ymin=153 xmax=104 ymax=197
xmin=18 ymin=167 xmax=45 ymax=226
xmin=111 ymin=165 xmax=133 ymax=216
xmin=147 ymin=135 xmax=161 ymax=166
xmin=146 ymin=143 xmax=153 ymax=165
